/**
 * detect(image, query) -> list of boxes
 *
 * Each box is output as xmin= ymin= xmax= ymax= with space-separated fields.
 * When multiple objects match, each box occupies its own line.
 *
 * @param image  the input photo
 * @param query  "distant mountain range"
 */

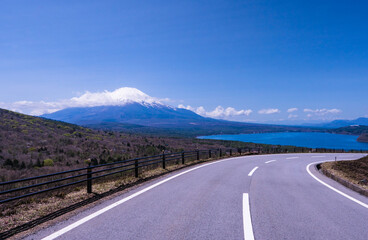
xmin=41 ymin=102 xmax=313 ymax=137
xmin=305 ymin=117 xmax=368 ymax=128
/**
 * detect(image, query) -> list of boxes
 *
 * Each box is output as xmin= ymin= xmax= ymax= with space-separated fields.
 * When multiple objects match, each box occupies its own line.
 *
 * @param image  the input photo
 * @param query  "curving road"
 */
xmin=24 ymin=153 xmax=368 ymax=240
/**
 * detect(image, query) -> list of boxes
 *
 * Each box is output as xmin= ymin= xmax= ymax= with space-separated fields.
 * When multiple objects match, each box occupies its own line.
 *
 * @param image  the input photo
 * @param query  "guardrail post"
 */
xmin=196 ymin=150 xmax=200 ymax=160
xmin=162 ymin=153 xmax=166 ymax=169
xmin=229 ymin=149 xmax=232 ymax=156
xmin=219 ymin=149 xmax=222 ymax=157
xmin=238 ymin=148 xmax=241 ymax=155
xmin=135 ymin=159 xmax=139 ymax=178
xmin=209 ymin=150 xmax=211 ymax=158
xmin=182 ymin=152 xmax=185 ymax=164
xmin=87 ymin=164 xmax=92 ymax=193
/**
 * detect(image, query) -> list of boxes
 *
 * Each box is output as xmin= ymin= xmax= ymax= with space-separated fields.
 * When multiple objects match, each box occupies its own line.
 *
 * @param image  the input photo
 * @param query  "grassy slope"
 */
xmin=321 ymin=155 xmax=368 ymax=190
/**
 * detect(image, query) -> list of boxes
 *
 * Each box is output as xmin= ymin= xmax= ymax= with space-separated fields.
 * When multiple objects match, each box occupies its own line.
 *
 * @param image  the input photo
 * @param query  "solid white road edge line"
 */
xmin=41 ymin=158 xmax=235 ymax=240
xmin=311 ymin=156 xmax=325 ymax=158
xmin=243 ymin=193 xmax=255 ymax=240
xmin=265 ymin=160 xmax=276 ymax=164
xmin=306 ymin=162 xmax=368 ymax=209
xmin=248 ymin=167 xmax=258 ymax=176
xmin=286 ymin=157 xmax=299 ymax=159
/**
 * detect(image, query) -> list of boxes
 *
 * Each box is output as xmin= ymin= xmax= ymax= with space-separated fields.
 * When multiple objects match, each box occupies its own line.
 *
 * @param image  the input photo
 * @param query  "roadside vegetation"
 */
xmin=320 ymin=155 xmax=368 ymax=190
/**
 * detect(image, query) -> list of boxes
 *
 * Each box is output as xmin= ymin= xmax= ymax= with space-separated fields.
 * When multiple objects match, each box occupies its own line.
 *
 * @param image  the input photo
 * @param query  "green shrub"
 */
xmin=28 ymin=147 xmax=37 ymax=152
xmin=43 ymin=158 xmax=54 ymax=166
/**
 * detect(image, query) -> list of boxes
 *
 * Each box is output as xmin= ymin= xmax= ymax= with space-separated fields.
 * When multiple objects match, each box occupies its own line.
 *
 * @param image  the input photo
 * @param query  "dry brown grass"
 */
xmin=1 ymin=189 xmax=91 ymax=232
xmin=320 ymin=155 xmax=368 ymax=190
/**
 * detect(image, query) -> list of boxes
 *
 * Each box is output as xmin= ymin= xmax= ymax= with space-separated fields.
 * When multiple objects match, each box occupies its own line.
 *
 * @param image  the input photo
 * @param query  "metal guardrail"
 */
xmin=0 ymin=148 xmax=243 ymax=204
xmin=1 ymin=146 xmax=366 ymax=204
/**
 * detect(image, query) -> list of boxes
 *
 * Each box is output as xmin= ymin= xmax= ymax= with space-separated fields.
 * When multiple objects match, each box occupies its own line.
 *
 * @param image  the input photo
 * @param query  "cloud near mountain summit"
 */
xmin=0 ymin=87 xmax=164 ymax=115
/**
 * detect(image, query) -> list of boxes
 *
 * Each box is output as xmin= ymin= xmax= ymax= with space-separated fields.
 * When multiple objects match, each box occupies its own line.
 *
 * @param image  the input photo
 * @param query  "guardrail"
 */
xmin=0 ymin=148 xmax=247 ymax=204
xmin=1 ymin=146 xmax=366 ymax=204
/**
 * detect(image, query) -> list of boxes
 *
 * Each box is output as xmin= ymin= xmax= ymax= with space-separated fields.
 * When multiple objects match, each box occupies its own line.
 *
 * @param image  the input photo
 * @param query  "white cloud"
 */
xmin=195 ymin=106 xmax=207 ymax=116
xmin=287 ymin=108 xmax=298 ymax=113
xmin=0 ymin=87 xmax=164 ymax=115
xmin=178 ymin=105 xmax=252 ymax=119
xmin=258 ymin=108 xmax=280 ymax=114
xmin=303 ymin=108 xmax=342 ymax=116
xmin=178 ymin=104 xmax=193 ymax=111
xmin=207 ymin=106 xmax=252 ymax=118
xmin=0 ymin=100 xmax=64 ymax=116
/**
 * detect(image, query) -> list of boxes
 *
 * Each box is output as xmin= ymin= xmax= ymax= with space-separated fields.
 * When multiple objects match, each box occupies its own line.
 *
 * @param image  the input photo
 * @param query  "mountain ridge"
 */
xmin=42 ymin=103 xmax=211 ymax=126
xmin=305 ymin=117 xmax=368 ymax=128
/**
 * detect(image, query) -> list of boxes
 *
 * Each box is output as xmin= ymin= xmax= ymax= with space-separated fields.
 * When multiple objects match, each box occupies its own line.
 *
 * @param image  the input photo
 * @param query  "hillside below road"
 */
xmin=24 ymin=153 xmax=368 ymax=240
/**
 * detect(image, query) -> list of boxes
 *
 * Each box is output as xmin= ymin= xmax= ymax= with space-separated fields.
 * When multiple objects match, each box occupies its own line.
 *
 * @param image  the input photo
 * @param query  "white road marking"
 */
xmin=248 ymin=167 xmax=259 ymax=176
xmin=286 ymin=157 xmax=299 ymax=159
xmin=312 ymin=156 xmax=326 ymax=158
xmin=243 ymin=193 xmax=255 ymax=240
xmin=41 ymin=158 xmax=236 ymax=240
xmin=306 ymin=162 xmax=368 ymax=209
xmin=265 ymin=160 xmax=276 ymax=164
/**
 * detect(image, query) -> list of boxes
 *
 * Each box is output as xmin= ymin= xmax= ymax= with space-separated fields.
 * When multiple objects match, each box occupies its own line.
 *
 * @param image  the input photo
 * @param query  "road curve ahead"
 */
xmin=25 ymin=153 xmax=368 ymax=240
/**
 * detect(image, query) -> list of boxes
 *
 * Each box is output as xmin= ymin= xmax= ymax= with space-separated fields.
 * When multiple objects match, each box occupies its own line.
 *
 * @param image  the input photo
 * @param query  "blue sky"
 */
xmin=0 ymin=0 xmax=367 ymax=124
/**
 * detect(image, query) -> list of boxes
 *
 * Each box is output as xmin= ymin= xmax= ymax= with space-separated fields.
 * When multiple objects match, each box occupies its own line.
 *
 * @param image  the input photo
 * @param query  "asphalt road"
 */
xmin=24 ymin=153 xmax=368 ymax=240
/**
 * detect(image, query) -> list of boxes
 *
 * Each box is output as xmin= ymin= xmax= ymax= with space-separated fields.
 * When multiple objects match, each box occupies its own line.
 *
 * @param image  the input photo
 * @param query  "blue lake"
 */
xmin=198 ymin=132 xmax=368 ymax=150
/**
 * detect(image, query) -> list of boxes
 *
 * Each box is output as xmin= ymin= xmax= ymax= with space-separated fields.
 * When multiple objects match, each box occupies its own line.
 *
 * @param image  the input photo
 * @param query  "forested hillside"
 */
xmin=328 ymin=125 xmax=368 ymax=143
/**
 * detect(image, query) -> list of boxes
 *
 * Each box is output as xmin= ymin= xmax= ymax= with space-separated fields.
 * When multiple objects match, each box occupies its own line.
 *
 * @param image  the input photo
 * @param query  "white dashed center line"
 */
xmin=248 ymin=167 xmax=259 ymax=176
xmin=265 ymin=160 xmax=276 ymax=164
xmin=243 ymin=193 xmax=255 ymax=240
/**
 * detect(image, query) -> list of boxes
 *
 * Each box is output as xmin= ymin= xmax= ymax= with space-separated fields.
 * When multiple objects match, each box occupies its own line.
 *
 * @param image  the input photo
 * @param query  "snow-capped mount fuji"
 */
xmin=41 ymin=102 xmax=210 ymax=127
xmin=67 ymin=87 xmax=166 ymax=108
xmin=41 ymin=87 xmax=212 ymax=127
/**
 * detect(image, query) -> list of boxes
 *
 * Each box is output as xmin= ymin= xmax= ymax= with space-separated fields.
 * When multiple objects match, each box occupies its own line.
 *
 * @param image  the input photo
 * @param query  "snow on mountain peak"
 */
xmin=0 ymin=87 xmax=168 ymax=116
xmin=70 ymin=87 xmax=162 ymax=107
